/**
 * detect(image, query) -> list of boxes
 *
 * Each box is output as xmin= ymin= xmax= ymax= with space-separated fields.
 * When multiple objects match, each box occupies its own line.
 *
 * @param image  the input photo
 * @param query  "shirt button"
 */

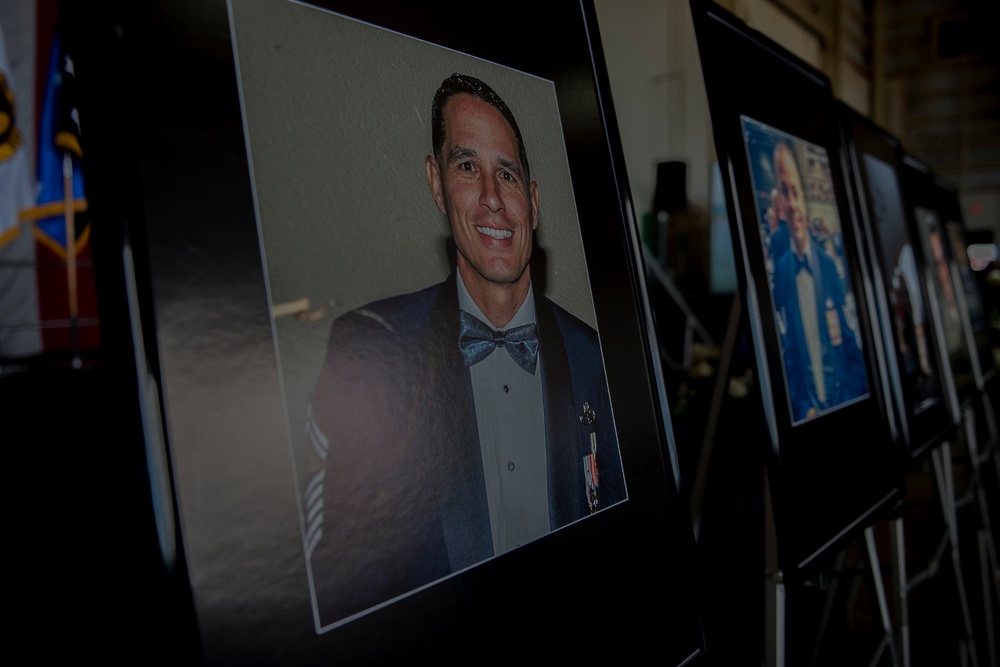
xmin=503 ymin=384 xmax=509 ymax=393
xmin=508 ymin=461 xmax=515 ymax=471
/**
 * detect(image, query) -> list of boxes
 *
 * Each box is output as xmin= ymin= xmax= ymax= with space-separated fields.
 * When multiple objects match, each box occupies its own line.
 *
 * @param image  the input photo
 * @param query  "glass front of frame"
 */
xmin=230 ymin=1 xmax=627 ymax=631
xmin=945 ymin=221 xmax=986 ymax=334
xmin=914 ymin=206 xmax=965 ymax=358
xmin=944 ymin=217 xmax=994 ymax=383
xmin=741 ymin=116 xmax=869 ymax=425
xmin=863 ymin=155 xmax=940 ymax=415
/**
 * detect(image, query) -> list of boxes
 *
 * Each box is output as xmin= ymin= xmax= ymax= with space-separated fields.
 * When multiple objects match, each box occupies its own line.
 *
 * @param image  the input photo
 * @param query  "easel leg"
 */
xmin=966 ymin=401 xmax=999 ymax=667
xmin=978 ymin=531 xmax=996 ymax=667
xmin=864 ymin=525 xmax=901 ymax=667
xmin=810 ymin=550 xmax=847 ymax=667
xmin=765 ymin=570 xmax=785 ymax=667
xmin=889 ymin=511 xmax=910 ymax=667
xmin=932 ymin=441 xmax=981 ymax=667
xmin=765 ymin=466 xmax=784 ymax=667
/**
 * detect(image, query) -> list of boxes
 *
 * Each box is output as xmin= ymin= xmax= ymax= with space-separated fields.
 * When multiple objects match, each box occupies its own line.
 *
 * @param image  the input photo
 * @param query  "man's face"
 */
xmin=772 ymin=188 xmax=788 ymax=227
xmin=929 ymin=230 xmax=955 ymax=302
xmin=426 ymin=94 xmax=538 ymax=292
xmin=775 ymin=146 xmax=809 ymax=255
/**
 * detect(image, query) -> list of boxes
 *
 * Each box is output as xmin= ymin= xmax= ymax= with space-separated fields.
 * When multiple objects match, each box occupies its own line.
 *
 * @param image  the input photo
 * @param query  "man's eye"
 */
xmin=459 ymin=162 xmax=475 ymax=172
xmin=500 ymin=171 xmax=513 ymax=181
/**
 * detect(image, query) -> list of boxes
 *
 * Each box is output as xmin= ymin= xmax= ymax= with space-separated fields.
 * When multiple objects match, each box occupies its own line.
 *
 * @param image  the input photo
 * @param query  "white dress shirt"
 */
xmin=457 ymin=273 xmax=549 ymax=555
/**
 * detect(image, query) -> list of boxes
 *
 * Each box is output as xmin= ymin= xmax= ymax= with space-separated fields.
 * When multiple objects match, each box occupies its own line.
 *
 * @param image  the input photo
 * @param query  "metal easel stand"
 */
xmin=963 ymin=397 xmax=999 ymax=667
xmin=806 ymin=524 xmax=902 ymax=667
xmin=930 ymin=439 xmax=980 ymax=667
xmin=888 ymin=503 xmax=911 ymax=667
xmin=863 ymin=525 xmax=903 ymax=667
xmin=690 ymin=294 xmax=742 ymax=534
xmin=889 ymin=434 xmax=986 ymax=667
xmin=809 ymin=549 xmax=846 ymax=667
xmin=764 ymin=468 xmax=785 ymax=667
xmin=765 ymin=567 xmax=785 ymax=667
xmin=642 ymin=245 xmax=715 ymax=371
xmin=760 ymin=479 xmax=895 ymax=667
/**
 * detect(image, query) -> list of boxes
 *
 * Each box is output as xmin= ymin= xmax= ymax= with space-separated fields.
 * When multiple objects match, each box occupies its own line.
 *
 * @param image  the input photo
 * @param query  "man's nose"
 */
xmin=479 ymin=176 xmax=505 ymax=213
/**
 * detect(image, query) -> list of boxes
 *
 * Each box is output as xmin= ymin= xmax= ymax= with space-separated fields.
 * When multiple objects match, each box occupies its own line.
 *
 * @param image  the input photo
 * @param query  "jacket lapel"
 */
xmin=420 ymin=276 xmax=493 ymax=570
xmin=536 ymin=294 xmax=584 ymax=528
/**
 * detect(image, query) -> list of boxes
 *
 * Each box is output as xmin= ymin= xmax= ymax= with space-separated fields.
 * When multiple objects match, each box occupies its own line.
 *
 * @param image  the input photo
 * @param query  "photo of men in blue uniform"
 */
xmin=743 ymin=118 xmax=868 ymax=423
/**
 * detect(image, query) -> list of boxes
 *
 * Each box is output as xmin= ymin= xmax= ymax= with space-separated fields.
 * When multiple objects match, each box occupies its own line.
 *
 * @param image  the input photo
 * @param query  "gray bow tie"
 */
xmin=458 ymin=310 xmax=538 ymax=374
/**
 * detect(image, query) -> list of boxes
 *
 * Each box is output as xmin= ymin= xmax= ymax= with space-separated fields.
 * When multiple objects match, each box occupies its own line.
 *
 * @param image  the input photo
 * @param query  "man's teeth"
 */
xmin=476 ymin=226 xmax=512 ymax=240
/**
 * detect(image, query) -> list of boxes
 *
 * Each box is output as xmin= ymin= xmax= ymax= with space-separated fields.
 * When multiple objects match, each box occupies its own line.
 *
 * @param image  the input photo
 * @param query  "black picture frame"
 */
xmin=933 ymin=175 xmax=998 ymax=394
xmin=838 ymin=103 xmax=957 ymax=461
xmin=68 ymin=0 xmax=705 ymax=663
xmin=900 ymin=155 xmax=978 ymax=411
xmin=690 ymin=0 xmax=903 ymax=582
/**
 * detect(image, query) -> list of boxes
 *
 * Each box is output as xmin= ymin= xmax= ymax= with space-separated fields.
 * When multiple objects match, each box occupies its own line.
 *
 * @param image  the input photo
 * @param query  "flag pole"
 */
xmin=62 ymin=151 xmax=81 ymax=368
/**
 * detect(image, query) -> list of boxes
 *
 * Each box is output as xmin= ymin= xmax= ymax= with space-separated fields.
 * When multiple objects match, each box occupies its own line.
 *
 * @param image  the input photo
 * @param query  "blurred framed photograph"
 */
xmin=902 ymin=155 xmax=977 ymax=409
xmin=935 ymin=176 xmax=998 ymax=392
xmin=691 ymin=0 xmax=903 ymax=581
xmin=741 ymin=117 xmax=870 ymax=426
xmin=839 ymin=104 xmax=956 ymax=460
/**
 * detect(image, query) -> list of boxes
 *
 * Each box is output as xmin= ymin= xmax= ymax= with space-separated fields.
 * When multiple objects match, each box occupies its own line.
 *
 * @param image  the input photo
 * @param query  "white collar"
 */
xmin=791 ymin=234 xmax=813 ymax=268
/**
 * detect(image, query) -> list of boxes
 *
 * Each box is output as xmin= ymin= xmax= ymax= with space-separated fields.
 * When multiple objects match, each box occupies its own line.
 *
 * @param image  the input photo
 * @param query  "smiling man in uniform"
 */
xmin=304 ymin=73 xmax=625 ymax=626
xmin=770 ymin=141 xmax=865 ymax=422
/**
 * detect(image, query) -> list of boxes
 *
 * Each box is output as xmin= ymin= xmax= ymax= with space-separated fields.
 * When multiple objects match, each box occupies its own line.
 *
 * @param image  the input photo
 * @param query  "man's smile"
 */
xmin=476 ymin=226 xmax=513 ymax=240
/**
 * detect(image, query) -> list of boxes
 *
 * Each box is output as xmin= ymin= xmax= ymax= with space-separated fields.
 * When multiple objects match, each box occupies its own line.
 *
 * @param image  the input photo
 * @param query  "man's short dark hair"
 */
xmin=431 ymin=73 xmax=530 ymax=182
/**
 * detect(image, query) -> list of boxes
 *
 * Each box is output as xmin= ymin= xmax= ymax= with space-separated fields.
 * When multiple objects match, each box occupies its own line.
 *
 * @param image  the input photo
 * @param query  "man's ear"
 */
xmin=425 ymin=155 xmax=447 ymax=215
xmin=529 ymin=181 xmax=539 ymax=231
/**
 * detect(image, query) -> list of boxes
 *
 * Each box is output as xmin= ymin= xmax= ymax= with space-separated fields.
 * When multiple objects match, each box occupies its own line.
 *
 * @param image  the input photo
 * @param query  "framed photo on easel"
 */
xmin=68 ymin=0 xmax=705 ymax=663
xmin=934 ymin=175 xmax=998 ymax=394
xmin=690 ymin=0 xmax=904 ymax=582
xmin=901 ymin=154 xmax=977 ymax=414
xmin=839 ymin=103 xmax=957 ymax=461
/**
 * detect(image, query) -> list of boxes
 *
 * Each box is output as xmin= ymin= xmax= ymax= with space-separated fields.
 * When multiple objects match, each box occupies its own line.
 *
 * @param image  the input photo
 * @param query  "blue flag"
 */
xmin=28 ymin=31 xmax=88 ymax=258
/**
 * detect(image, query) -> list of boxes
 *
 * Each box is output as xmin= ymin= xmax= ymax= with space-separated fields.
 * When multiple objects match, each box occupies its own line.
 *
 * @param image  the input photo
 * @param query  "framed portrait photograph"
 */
xmin=902 ymin=155 xmax=977 ymax=410
xmin=839 ymin=104 xmax=956 ymax=460
xmin=690 ymin=0 xmax=903 ymax=581
xmin=229 ymin=1 xmax=632 ymax=631
xmin=741 ymin=117 xmax=870 ymax=426
xmin=935 ymin=176 xmax=998 ymax=393
xmin=67 ymin=0 xmax=704 ymax=663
